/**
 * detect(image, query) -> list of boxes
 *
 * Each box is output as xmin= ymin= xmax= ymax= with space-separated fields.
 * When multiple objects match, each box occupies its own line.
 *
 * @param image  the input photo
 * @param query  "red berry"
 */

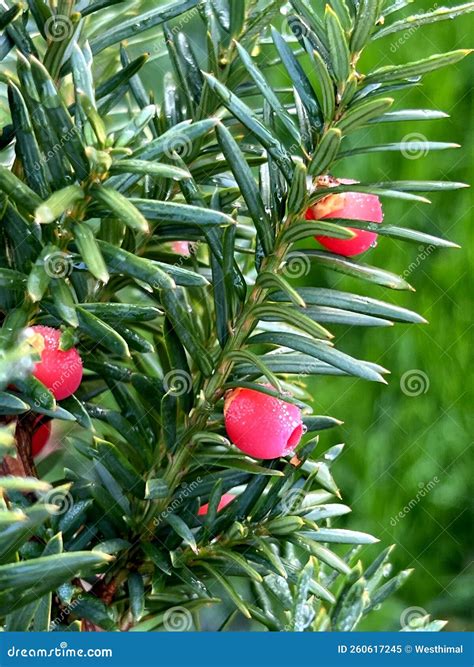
xmin=198 ymin=493 xmax=235 ymax=517
xmin=31 ymin=417 xmax=52 ymax=457
xmin=224 ymin=387 xmax=304 ymax=460
xmin=306 ymin=179 xmax=383 ymax=257
xmin=30 ymin=325 xmax=83 ymax=400
xmin=172 ymin=241 xmax=193 ymax=256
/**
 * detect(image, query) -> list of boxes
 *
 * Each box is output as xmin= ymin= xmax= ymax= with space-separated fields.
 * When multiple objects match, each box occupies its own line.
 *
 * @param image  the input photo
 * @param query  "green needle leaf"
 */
xmin=91 ymin=185 xmax=150 ymax=234
xmin=216 ymin=123 xmax=274 ymax=254
xmin=374 ymin=3 xmax=474 ymax=40
xmin=90 ymin=0 xmax=200 ymax=55
xmin=325 ymin=4 xmax=351 ymax=83
xmin=365 ymin=50 xmax=472 ymax=84
xmin=35 ymin=186 xmax=84 ymax=224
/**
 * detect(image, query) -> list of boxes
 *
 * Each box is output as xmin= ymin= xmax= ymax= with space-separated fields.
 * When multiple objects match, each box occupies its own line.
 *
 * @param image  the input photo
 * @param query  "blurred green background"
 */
xmin=305 ymin=3 xmax=473 ymax=631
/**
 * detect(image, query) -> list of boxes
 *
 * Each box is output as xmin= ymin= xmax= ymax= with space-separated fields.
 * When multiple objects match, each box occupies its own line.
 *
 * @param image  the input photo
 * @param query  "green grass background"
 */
xmin=304 ymin=3 xmax=473 ymax=630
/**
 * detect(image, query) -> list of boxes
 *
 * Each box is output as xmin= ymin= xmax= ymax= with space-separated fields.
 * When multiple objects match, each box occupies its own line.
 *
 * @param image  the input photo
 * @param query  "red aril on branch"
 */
xmin=172 ymin=241 xmax=193 ymax=256
xmin=224 ymin=387 xmax=304 ymax=460
xmin=30 ymin=325 xmax=83 ymax=400
xmin=31 ymin=417 xmax=52 ymax=457
xmin=306 ymin=178 xmax=383 ymax=257
xmin=198 ymin=493 xmax=235 ymax=516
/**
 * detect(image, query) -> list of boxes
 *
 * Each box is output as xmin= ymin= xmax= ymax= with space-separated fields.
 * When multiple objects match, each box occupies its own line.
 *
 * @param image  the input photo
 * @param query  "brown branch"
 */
xmin=0 ymin=413 xmax=37 ymax=478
